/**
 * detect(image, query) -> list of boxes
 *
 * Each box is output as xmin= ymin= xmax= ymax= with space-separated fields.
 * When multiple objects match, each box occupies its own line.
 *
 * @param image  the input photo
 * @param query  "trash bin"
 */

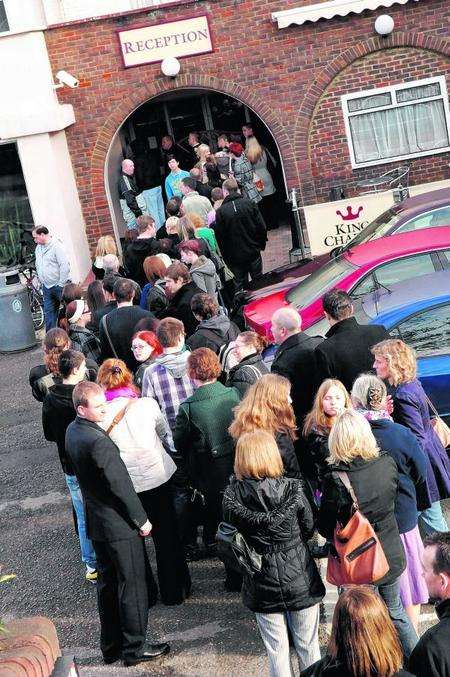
xmin=0 ymin=269 xmax=37 ymax=352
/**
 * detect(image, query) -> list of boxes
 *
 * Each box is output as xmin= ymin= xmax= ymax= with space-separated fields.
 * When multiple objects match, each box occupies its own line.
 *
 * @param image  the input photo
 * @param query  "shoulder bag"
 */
xmin=326 ymin=471 xmax=389 ymax=586
xmin=426 ymin=394 xmax=450 ymax=449
xmin=216 ymin=521 xmax=262 ymax=578
xmin=106 ymin=400 xmax=134 ymax=435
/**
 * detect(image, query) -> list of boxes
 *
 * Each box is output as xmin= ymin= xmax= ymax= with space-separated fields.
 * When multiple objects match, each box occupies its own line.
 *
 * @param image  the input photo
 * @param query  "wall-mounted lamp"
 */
xmin=161 ymin=57 xmax=181 ymax=78
xmin=374 ymin=14 xmax=394 ymax=37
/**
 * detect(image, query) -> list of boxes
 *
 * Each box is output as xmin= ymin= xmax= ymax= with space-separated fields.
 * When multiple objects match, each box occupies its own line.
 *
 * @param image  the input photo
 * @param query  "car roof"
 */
xmin=343 ymin=225 xmax=450 ymax=267
xmin=394 ymin=187 xmax=450 ymax=217
xmin=360 ymin=270 xmax=450 ymax=320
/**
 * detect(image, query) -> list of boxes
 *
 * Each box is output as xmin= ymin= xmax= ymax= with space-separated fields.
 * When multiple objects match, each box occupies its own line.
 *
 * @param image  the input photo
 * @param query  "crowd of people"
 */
xmin=27 ymin=136 xmax=450 ymax=674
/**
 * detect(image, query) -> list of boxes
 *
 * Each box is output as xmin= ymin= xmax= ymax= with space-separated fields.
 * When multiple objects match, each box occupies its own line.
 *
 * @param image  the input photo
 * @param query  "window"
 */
xmin=0 ymin=143 xmax=34 ymax=266
xmin=350 ymin=253 xmax=436 ymax=297
xmin=395 ymin=303 xmax=450 ymax=356
xmin=342 ymin=77 xmax=450 ymax=168
xmin=395 ymin=206 xmax=450 ymax=234
xmin=439 ymin=249 xmax=450 ymax=266
xmin=0 ymin=1 xmax=9 ymax=32
xmin=286 ymin=256 xmax=355 ymax=307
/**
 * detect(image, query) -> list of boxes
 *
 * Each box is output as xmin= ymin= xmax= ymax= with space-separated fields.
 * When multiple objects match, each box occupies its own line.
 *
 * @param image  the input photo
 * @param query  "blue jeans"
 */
xmin=143 ymin=186 xmax=165 ymax=230
xmin=419 ymin=501 xmax=449 ymax=535
xmin=65 ymin=474 xmax=97 ymax=570
xmin=256 ymin=604 xmax=321 ymax=675
xmin=43 ymin=284 xmax=63 ymax=331
xmin=377 ymin=576 xmax=418 ymax=658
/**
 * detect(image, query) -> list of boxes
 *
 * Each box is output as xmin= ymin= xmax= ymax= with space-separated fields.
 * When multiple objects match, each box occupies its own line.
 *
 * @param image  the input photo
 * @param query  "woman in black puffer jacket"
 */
xmin=226 ymin=331 xmax=268 ymax=397
xmin=223 ymin=431 xmax=325 ymax=676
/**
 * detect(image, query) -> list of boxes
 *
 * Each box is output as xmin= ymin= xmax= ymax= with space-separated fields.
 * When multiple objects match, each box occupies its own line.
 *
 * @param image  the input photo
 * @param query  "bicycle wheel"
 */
xmin=29 ymin=289 xmax=44 ymax=331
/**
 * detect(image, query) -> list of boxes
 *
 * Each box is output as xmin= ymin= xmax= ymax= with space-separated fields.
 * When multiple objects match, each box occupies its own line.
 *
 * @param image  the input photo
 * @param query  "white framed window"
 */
xmin=0 ymin=1 xmax=9 ymax=33
xmin=341 ymin=76 xmax=450 ymax=169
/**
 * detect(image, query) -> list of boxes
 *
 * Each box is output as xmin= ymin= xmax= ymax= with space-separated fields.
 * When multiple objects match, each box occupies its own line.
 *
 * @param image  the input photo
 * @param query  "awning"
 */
xmin=272 ymin=0 xmax=417 ymax=29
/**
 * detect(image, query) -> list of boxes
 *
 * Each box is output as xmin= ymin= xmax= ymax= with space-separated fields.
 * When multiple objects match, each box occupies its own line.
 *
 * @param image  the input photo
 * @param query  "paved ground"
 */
xmin=0 ymin=345 xmax=447 ymax=676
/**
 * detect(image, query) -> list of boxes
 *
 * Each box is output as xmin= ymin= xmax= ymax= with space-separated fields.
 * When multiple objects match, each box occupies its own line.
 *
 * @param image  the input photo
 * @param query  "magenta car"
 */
xmin=244 ymin=226 xmax=450 ymax=338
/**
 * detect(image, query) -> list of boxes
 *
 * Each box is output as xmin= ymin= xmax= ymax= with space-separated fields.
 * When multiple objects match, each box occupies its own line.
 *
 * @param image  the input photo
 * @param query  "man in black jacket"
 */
xmin=314 ymin=289 xmax=389 ymax=392
xmin=123 ymin=215 xmax=161 ymax=287
xmin=271 ymin=306 xmax=322 ymax=434
xmin=65 ymin=381 xmax=170 ymax=667
xmin=118 ymin=159 xmax=148 ymax=231
xmin=99 ymin=277 xmax=153 ymax=370
xmin=161 ymin=262 xmax=202 ymax=337
xmin=42 ymin=350 xmax=97 ymax=582
xmin=409 ymin=532 xmax=450 ymax=677
xmin=214 ymin=177 xmax=267 ymax=290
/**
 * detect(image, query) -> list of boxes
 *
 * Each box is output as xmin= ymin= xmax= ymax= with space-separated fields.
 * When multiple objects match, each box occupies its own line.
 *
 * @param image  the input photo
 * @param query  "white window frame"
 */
xmin=341 ymin=76 xmax=450 ymax=169
xmin=0 ymin=0 xmax=9 ymax=34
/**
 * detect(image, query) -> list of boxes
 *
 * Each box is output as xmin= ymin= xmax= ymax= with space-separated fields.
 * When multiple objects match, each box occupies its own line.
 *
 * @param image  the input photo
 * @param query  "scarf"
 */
xmin=357 ymin=407 xmax=392 ymax=422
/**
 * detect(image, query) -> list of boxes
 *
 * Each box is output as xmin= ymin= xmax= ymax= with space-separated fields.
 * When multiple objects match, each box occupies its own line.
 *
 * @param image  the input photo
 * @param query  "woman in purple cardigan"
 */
xmin=372 ymin=339 xmax=450 ymax=535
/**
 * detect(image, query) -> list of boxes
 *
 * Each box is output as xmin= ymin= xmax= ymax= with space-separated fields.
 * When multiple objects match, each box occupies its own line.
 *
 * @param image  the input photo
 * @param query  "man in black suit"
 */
xmin=271 ymin=306 xmax=322 ymax=434
xmin=314 ymin=289 xmax=390 ymax=392
xmin=65 ymin=382 xmax=170 ymax=667
xmin=99 ymin=277 xmax=153 ymax=370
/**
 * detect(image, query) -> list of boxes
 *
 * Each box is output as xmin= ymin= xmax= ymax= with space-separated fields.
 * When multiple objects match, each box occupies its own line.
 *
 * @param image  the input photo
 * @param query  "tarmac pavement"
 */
xmin=0 ymin=344 xmax=447 ymax=676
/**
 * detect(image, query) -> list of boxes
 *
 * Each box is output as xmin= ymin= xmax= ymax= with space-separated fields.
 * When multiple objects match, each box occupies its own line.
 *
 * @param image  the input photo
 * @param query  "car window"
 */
xmin=286 ymin=256 xmax=355 ymax=308
xmin=396 ymin=206 xmax=450 ymax=233
xmin=351 ymin=254 xmax=436 ymax=297
xmin=441 ymin=249 xmax=450 ymax=266
xmin=350 ymin=273 xmax=376 ymax=297
xmin=395 ymin=303 xmax=450 ymax=356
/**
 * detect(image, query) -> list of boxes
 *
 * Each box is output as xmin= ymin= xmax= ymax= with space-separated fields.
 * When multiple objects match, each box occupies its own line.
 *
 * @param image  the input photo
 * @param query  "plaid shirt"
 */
xmin=68 ymin=326 xmax=101 ymax=364
xmin=233 ymin=154 xmax=262 ymax=204
xmin=141 ymin=357 xmax=195 ymax=432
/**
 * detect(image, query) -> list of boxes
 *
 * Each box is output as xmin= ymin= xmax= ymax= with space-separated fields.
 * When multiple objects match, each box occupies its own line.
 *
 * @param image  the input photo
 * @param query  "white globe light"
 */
xmin=374 ymin=14 xmax=394 ymax=36
xmin=161 ymin=57 xmax=181 ymax=78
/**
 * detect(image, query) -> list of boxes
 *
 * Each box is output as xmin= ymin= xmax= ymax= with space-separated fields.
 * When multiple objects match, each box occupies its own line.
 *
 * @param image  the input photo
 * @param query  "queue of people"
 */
xmin=29 ymin=194 xmax=450 ymax=675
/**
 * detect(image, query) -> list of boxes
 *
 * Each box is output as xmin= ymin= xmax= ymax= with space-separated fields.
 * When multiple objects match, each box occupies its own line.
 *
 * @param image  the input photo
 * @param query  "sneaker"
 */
xmin=85 ymin=567 xmax=98 ymax=583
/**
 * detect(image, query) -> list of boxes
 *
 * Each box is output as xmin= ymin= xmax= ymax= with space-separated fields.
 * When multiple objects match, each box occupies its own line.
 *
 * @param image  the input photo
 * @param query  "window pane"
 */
xmin=0 ymin=143 xmax=34 ymax=266
xmin=396 ymin=206 xmax=450 ymax=233
xmin=397 ymin=82 xmax=441 ymax=103
xmin=442 ymin=250 xmax=450 ymax=265
xmin=397 ymin=304 xmax=450 ymax=356
xmin=350 ymin=274 xmax=376 ymax=297
xmin=348 ymin=92 xmax=392 ymax=113
xmin=375 ymin=254 xmax=435 ymax=288
xmin=350 ymin=100 xmax=449 ymax=163
xmin=0 ymin=1 xmax=8 ymax=31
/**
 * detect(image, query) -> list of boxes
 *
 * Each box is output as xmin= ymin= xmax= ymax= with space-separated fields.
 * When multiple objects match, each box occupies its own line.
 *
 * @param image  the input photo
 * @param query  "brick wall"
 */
xmin=45 ymin=0 xmax=450 ymax=247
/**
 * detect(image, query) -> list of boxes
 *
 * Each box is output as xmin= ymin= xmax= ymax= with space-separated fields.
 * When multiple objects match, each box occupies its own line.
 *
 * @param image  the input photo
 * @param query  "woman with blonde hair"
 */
xmin=319 ymin=409 xmax=418 ymax=657
xmin=97 ymin=358 xmax=191 ymax=605
xmin=225 ymin=331 xmax=269 ymax=396
xmin=245 ymin=136 xmax=277 ymax=229
xmin=92 ymin=235 xmax=123 ymax=280
xmin=372 ymin=338 xmax=450 ymax=535
xmin=194 ymin=143 xmax=211 ymax=182
xmin=351 ymin=374 xmax=430 ymax=632
xmin=301 ymin=586 xmax=414 ymax=676
xmin=223 ymin=430 xmax=325 ymax=675
xmin=230 ymin=373 xmax=301 ymax=478
xmin=302 ymin=379 xmax=351 ymax=488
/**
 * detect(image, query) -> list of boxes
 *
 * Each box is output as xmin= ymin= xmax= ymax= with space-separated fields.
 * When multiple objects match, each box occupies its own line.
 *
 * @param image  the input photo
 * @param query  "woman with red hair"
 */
xmin=131 ymin=330 xmax=163 ymax=389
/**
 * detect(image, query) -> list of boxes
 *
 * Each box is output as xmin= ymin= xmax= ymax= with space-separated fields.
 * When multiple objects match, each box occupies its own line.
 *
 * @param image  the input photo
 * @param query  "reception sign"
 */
xmin=118 ymin=16 xmax=213 ymax=68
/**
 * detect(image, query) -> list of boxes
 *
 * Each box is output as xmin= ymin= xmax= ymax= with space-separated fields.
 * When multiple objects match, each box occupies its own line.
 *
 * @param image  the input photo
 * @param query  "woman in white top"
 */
xmin=97 ymin=358 xmax=191 ymax=605
xmin=246 ymin=136 xmax=278 ymax=230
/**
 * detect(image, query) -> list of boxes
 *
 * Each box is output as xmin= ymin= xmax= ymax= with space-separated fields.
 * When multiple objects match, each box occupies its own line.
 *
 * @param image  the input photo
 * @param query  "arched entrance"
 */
xmin=104 ymin=87 xmax=290 ymax=243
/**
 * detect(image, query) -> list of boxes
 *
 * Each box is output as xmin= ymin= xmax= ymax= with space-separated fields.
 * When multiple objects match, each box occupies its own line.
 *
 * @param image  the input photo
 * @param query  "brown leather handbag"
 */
xmin=326 ymin=471 xmax=390 ymax=586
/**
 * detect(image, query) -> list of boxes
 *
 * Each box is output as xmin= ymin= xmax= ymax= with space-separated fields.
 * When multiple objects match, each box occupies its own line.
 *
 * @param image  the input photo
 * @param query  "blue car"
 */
xmin=352 ymin=270 xmax=450 ymax=424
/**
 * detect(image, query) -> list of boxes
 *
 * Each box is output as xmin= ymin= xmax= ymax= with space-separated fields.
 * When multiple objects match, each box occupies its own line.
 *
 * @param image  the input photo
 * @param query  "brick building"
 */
xmin=1 ymin=0 xmax=449 ymax=276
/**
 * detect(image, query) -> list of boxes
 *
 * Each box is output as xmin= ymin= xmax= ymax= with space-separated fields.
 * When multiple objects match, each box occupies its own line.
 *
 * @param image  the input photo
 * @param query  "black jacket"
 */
xmin=275 ymin=432 xmax=302 ymax=479
xmin=302 ymin=430 xmax=330 ymax=484
xmin=123 ymin=237 xmax=161 ymax=287
xmin=302 ymin=657 xmax=414 ymax=677
xmin=223 ymin=476 xmax=325 ymax=613
xmin=42 ymin=383 xmax=77 ymax=475
xmin=314 ymin=317 xmax=389 ymax=393
xmin=65 ymin=417 xmax=147 ymax=541
xmin=226 ymin=353 xmax=269 ymax=397
xmin=29 ymin=360 xmax=98 ymax=402
xmin=319 ymin=453 xmax=405 ymax=585
xmin=89 ymin=300 xmax=117 ymax=337
xmin=409 ymin=598 xmax=450 ymax=677
xmin=160 ymin=281 xmax=202 ymax=338
xmin=118 ymin=173 xmax=142 ymax=217
xmin=186 ymin=314 xmax=240 ymax=354
xmin=99 ymin=305 xmax=154 ymax=371
xmin=214 ymin=192 xmax=267 ymax=267
xmin=271 ymin=332 xmax=322 ymax=428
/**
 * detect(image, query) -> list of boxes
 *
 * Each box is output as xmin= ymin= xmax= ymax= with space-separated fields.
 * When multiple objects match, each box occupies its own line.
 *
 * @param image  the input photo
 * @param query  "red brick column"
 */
xmin=0 ymin=617 xmax=61 ymax=676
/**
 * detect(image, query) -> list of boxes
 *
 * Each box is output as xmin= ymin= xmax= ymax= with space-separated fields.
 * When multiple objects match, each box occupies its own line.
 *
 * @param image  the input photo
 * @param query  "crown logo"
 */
xmin=336 ymin=205 xmax=363 ymax=221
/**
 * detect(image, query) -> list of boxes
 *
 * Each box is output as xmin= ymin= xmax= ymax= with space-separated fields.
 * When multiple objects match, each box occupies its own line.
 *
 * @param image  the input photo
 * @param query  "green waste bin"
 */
xmin=0 ymin=269 xmax=37 ymax=352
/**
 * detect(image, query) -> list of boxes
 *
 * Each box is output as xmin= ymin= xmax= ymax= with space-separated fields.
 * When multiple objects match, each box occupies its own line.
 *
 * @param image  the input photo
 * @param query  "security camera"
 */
xmin=55 ymin=70 xmax=79 ymax=89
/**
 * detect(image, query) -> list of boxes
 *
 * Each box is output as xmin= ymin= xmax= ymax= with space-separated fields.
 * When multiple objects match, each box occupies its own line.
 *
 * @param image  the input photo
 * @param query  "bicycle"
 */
xmin=18 ymin=262 xmax=45 ymax=331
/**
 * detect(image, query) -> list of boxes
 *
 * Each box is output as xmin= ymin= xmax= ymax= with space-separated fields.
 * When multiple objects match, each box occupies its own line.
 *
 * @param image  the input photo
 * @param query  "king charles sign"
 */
xmin=118 ymin=16 xmax=213 ymax=68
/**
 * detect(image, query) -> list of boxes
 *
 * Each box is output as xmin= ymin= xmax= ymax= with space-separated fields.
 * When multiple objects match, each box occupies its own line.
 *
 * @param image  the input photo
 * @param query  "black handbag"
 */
xmin=216 ymin=521 xmax=262 ymax=577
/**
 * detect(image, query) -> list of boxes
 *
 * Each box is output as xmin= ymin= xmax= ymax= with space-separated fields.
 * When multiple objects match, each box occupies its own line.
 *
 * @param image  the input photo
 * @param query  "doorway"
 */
xmin=105 ymin=88 xmax=289 ymax=241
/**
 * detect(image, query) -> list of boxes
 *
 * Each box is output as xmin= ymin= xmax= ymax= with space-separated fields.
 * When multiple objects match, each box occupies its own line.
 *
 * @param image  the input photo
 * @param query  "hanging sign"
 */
xmin=118 ymin=16 xmax=213 ymax=68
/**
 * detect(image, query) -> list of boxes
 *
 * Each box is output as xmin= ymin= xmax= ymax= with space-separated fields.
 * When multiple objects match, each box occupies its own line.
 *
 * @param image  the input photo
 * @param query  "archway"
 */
xmin=104 ymin=86 xmax=292 ymax=244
